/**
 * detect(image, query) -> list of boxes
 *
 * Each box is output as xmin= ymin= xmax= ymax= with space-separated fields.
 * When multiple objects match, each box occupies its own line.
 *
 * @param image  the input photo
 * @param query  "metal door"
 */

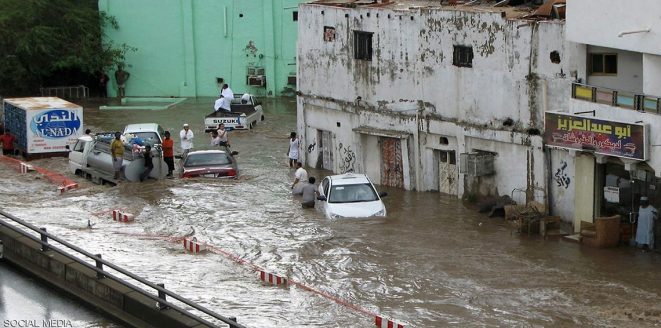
xmin=380 ymin=137 xmax=403 ymax=188
xmin=439 ymin=150 xmax=458 ymax=195
xmin=319 ymin=130 xmax=333 ymax=171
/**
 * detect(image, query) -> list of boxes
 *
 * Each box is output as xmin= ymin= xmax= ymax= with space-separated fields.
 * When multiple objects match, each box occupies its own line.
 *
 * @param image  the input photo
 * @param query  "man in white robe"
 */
xmin=220 ymin=84 xmax=234 ymax=112
xmin=214 ymin=97 xmax=223 ymax=112
xmin=636 ymin=196 xmax=657 ymax=249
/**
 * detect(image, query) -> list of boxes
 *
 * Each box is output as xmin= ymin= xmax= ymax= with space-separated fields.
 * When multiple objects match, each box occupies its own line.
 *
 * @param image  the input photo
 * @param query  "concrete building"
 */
xmin=555 ymin=0 xmax=661 ymax=235
xmin=99 ymin=0 xmax=306 ymax=97
xmin=297 ymin=0 xmax=578 ymax=212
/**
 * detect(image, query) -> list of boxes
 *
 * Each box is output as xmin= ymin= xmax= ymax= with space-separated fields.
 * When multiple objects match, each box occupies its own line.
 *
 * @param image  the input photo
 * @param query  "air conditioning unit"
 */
xmin=287 ymin=75 xmax=297 ymax=85
xmin=460 ymin=152 xmax=495 ymax=177
xmin=247 ymin=75 xmax=266 ymax=87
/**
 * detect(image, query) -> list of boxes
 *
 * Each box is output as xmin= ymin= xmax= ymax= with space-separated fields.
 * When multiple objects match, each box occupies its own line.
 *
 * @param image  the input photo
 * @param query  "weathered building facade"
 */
xmin=297 ymin=1 xmax=580 ymax=212
xmin=553 ymin=0 xmax=661 ymax=234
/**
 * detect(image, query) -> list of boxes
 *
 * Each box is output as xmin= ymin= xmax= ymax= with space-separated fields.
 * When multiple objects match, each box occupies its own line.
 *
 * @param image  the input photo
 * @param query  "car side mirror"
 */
xmin=379 ymin=192 xmax=388 ymax=198
xmin=65 ymin=145 xmax=70 ymax=151
xmin=231 ymin=151 xmax=239 ymax=156
xmin=317 ymin=195 xmax=327 ymax=201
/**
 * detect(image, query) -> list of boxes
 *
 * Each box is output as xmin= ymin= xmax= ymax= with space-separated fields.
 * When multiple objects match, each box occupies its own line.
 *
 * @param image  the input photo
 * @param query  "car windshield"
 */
xmin=328 ymin=183 xmax=378 ymax=203
xmin=184 ymin=152 xmax=231 ymax=167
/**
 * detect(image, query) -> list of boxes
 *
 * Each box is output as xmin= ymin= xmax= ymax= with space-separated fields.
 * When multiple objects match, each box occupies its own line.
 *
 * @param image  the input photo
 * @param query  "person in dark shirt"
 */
xmin=139 ymin=145 xmax=154 ymax=182
xmin=98 ymin=72 xmax=110 ymax=98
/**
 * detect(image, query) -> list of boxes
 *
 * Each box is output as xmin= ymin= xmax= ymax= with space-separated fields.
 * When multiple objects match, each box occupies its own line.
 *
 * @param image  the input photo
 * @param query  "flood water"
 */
xmin=1 ymin=97 xmax=660 ymax=327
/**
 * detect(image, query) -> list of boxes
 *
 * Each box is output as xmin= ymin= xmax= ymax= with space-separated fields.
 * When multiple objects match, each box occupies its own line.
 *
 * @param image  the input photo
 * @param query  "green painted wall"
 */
xmin=99 ymin=0 xmax=303 ymax=97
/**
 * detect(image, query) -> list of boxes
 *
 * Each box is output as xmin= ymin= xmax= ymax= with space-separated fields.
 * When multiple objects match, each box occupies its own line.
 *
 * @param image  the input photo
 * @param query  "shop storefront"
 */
xmin=545 ymin=112 xmax=658 ymax=249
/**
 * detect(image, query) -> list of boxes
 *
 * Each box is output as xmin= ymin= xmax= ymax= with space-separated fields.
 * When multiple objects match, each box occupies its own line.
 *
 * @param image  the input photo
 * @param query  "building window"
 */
xmin=293 ymin=11 xmax=298 ymax=21
xmin=590 ymin=53 xmax=617 ymax=75
xmin=354 ymin=31 xmax=373 ymax=61
xmin=324 ymin=26 xmax=336 ymax=42
xmin=453 ymin=45 xmax=473 ymax=67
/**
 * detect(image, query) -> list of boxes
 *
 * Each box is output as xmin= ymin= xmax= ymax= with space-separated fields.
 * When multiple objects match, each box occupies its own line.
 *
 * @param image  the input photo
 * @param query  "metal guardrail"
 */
xmin=39 ymin=85 xmax=89 ymax=99
xmin=0 ymin=209 xmax=247 ymax=328
xmin=571 ymin=82 xmax=661 ymax=114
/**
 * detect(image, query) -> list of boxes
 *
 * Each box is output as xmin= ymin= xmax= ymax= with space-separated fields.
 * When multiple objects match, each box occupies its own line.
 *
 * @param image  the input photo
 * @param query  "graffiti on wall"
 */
xmin=554 ymin=160 xmax=571 ymax=189
xmin=338 ymin=142 xmax=355 ymax=173
xmin=307 ymin=139 xmax=316 ymax=153
xmin=244 ymin=41 xmax=259 ymax=55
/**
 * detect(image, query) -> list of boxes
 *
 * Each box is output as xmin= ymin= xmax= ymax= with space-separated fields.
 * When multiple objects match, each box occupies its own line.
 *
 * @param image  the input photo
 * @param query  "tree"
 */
xmin=0 ymin=0 xmax=135 ymax=96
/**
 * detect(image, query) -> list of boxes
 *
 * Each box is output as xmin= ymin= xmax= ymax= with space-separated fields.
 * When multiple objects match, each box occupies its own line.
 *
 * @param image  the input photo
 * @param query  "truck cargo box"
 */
xmin=3 ymin=97 xmax=83 ymax=159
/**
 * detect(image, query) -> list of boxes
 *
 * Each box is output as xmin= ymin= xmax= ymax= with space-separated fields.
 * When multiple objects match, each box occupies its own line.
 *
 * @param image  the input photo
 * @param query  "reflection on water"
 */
xmin=0 ymin=97 xmax=660 ymax=327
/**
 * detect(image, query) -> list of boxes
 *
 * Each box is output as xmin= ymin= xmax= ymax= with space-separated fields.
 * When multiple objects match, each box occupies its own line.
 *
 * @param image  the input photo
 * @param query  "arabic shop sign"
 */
xmin=30 ymin=109 xmax=81 ymax=139
xmin=544 ymin=112 xmax=647 ymax=160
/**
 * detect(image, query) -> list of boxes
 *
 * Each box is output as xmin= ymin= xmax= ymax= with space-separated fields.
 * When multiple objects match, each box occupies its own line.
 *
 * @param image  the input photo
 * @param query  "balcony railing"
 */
xmin=39 ymin=85 xmax=89 ymax=99
xmin=571 ymin=82 xmax=661 ymax=114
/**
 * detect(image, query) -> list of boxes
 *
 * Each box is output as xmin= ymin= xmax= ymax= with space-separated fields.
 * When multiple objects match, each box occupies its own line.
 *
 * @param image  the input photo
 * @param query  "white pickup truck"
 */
xmin=204 ymin=94 xmax=264 ymax=132
xmin=68 ymin=123 xmax=168 ymax=184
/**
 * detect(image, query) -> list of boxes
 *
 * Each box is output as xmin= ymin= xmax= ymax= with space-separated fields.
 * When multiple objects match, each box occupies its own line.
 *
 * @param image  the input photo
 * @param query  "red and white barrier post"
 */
xmin=111 ymin=209 xmax=134 ymax=222
xmin=183 ymin=237 xmax=206 ymax=254
xmin=19 ymin=162 xmax=33 ymax=174
xmin=258 ymin=271 xmax=288 ymax=286
xmin=58 ymin=182 xmax=78 ymax=194
xmin=375 ymin=316 xmax=405 ymax=328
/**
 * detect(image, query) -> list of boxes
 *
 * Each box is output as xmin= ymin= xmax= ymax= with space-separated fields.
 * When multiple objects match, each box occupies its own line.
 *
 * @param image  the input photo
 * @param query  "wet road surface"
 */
xmin=0 ymin=97 xmax=660 ymax=327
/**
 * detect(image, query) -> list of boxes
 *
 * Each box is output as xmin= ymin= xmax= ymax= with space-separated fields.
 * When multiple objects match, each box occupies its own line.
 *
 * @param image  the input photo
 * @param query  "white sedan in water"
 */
xmin=317 ymin=173 xmax=388 ymax=219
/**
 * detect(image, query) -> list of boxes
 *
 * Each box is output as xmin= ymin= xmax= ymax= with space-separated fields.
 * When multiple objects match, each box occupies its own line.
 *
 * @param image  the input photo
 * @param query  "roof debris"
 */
xmin=308 ymin=0 xmax=566 ymax=20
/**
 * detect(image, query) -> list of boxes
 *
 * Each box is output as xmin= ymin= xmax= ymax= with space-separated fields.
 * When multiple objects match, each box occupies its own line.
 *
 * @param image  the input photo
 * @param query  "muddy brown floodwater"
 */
xmin=1 ymin=97 xmax=660 ymax=328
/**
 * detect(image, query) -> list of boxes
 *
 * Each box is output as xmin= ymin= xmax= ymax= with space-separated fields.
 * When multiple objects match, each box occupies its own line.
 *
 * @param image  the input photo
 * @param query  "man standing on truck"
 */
xmin=162 ymin=131 xmax=174 ymax=177
xmin=0 ymin=129 xmax=16 ymax=156
xmin=110 ymin=132 xmax=124 ymax=180
xmin=180 ymin=123 xmax=194 ymax=156
xmin=219 ymin=84 xmax=234 ymax=112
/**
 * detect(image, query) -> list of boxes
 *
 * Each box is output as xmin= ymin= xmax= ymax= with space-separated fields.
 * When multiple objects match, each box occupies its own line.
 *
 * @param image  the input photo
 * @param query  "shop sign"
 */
xmin=544 ymin=112 xmax=647 ymax=160
xmin=604 ymin=186 xmax=620 ymax=203
xmin=26 ymin=108 xmax=83 ymax=153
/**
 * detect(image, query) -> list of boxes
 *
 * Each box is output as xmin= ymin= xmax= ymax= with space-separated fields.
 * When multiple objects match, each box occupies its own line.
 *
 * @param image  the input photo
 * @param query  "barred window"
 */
xmin=354 ymin=31 xmax=373 ymax=61
xmin=453 ymin=45 xmax=473 ymax=68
